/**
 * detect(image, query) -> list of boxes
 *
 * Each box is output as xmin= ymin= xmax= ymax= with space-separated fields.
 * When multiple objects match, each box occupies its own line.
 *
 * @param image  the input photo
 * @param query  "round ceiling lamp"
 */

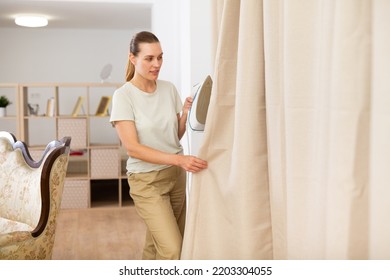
xmin=15 ymin=15 xmax=48 ymax=28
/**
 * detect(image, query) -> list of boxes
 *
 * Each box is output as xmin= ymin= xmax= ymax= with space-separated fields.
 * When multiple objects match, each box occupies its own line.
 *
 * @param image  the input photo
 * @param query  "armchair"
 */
xmin=0 ymin=131 xmax=71 ymax=259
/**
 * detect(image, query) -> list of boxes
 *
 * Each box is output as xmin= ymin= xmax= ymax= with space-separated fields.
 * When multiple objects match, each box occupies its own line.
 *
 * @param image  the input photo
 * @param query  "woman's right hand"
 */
xmin=178 ymin=155 xmax=208 ymax=173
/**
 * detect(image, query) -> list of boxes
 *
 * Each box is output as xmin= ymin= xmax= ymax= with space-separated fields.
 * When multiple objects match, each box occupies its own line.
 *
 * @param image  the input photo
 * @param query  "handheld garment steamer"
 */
xmin=188 ymin=75 xmax=213 ymax=132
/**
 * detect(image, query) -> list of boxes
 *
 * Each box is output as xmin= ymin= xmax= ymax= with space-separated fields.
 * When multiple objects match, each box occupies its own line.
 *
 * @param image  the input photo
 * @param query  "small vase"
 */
xmin=0 ymin=107 xmax=5 ymax=117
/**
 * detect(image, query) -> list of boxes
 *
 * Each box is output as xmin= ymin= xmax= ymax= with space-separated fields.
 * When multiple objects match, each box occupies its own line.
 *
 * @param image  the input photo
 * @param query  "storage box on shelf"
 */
xmin=91 ymin=147 xmax=120 ymax=178
xmin=14 ymin=82 xmax=130 ymax=209
xmin=62 ymin=179 xmax=90 ymax=209
xmin=58 ymin=118 xmax=87 ymax=149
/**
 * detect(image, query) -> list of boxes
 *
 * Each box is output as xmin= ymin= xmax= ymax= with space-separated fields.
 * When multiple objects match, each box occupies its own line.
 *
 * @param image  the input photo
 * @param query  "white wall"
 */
xmin=0 ymin=28 xmax=138 ymax=83
xmin=190 ymin=0 xmax=213 ymax=86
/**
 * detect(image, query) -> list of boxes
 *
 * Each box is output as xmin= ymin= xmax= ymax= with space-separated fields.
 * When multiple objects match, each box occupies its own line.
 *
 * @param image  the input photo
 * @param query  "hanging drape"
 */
xmin=181 ymin=0 xmax=390 ymax=260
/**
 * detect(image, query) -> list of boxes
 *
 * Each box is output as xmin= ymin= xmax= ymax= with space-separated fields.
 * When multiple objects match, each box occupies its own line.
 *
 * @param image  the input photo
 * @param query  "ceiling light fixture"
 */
xmin=15 ymin=16 xmax=48 ymax=28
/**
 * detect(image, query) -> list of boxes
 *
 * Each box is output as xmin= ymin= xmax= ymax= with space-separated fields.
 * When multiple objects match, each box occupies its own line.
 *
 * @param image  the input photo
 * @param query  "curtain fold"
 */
xmin=264 ymin=0 xmax=373 ymax=259
xmin=370 ymin=0 xmax=390 ymax=259
xmin=182 ymin=0 xmax=390 ymax=260
xmin=181 ymin=0 xmax=273 ymax=260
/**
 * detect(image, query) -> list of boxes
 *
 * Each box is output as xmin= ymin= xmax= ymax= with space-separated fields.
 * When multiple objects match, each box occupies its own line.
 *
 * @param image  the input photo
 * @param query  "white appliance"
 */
xmin=188 ymin=75 xmax=213 ymax=132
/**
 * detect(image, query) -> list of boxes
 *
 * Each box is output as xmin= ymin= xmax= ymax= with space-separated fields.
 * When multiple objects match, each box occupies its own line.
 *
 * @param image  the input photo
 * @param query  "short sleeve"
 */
xmin=109 ymin=87 xmax=134 ymax=125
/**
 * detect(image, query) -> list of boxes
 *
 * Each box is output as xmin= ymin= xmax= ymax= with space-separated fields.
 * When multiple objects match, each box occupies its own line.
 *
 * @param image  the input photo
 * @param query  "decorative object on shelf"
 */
xmin=100 ymin=63 xmax=113 ymax=83
xmin=0 ymin=95 xmax=12 ymax=117
xmin=70 ymin=149 xmax=85 ymax=156
xmin=46 ymin=97 xmax=55 ymax=117
xmin=71 ymin=96 xmax=85 ymax=117
xmin=28 ymin=103 xmax=40 ymax=116
xmin=95 ymin=96 xmax=111 ymax=116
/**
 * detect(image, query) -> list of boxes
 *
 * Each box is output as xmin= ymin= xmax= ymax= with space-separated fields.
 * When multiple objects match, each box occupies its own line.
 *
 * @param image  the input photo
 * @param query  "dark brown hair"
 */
xmin=125 ymin=31 xmax=160 ymax=81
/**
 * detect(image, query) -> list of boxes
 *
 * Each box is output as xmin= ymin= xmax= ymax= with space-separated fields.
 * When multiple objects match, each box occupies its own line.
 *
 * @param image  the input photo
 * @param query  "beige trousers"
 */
xmin=128 ymin=165 xmax=186 ymax=260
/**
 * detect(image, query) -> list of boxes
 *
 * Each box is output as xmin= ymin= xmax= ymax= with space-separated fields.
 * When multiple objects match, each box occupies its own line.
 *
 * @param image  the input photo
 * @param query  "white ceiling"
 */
xmin=0 ymin=0 xmax=152 ymax=30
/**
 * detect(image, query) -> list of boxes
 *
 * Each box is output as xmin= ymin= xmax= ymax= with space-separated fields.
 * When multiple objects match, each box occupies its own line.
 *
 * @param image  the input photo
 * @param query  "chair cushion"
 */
xmin=0 ymin=216 xmax=34 ymax=235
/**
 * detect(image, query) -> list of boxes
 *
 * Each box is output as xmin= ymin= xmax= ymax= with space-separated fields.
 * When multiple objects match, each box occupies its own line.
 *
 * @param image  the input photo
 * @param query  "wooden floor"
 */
xmin=52 ymin=206 xmax=146 ymax=260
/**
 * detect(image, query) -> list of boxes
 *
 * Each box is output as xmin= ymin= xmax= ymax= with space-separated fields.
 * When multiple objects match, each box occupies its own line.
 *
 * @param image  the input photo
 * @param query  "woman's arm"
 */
xmin=178 ymin=97 xmax=192 ymax=140
xmin=115 ymin=120 xmax=207 ymax=173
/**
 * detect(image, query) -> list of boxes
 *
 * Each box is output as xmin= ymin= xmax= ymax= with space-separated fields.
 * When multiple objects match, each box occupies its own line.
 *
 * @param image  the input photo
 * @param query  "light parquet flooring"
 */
xmin=52 ymin=206 xmax=146 ymax=260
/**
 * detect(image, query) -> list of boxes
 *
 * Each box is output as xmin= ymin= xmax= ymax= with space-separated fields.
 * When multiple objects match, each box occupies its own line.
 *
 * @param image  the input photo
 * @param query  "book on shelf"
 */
xmin=71 ymin=96 xmax=84 ymax=117
xmin=46 ymin=97 xmax=55 ymax=117
xmin=95 ymin=96 xmax=111 ymax=116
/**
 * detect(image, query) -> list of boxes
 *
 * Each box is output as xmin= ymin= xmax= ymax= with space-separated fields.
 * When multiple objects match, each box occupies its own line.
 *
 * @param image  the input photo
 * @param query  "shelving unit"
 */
xmin=12 ymin=82 xmax=131 ymax=209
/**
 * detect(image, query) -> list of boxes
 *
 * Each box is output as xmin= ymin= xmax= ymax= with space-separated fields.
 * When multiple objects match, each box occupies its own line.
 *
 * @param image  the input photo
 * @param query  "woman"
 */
xmin=110 ymin=31 xmax=207 ymax=260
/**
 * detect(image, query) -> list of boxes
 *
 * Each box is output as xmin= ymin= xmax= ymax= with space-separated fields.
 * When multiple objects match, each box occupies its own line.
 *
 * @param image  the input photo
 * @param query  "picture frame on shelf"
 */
xmin=95 ymin=96 xmax=111 ymax=116
xmin=71 ymin=96 xmax=84 ymax=117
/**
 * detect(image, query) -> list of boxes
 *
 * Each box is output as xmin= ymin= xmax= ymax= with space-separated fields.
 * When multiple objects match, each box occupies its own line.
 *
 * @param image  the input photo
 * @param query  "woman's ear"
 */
xmin=129 ymin=53 xmax=136 ymax=65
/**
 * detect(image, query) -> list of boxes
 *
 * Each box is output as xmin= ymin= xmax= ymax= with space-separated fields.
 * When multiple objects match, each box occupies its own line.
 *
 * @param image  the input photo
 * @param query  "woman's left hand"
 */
xmin=182 ymin=97 xmax=193 ymax=115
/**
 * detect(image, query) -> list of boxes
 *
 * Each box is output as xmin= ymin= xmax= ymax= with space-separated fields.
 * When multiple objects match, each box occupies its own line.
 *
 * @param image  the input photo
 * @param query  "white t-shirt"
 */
xmin=110 ymin=80 xmax=183 ymax=174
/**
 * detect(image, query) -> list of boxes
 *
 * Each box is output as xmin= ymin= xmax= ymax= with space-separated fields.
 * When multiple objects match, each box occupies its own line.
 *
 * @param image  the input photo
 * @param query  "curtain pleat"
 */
xmin=369 ymin=0 xmax=390 ymax=259
xmin=265 ymin=0 xmax=373 ymax=260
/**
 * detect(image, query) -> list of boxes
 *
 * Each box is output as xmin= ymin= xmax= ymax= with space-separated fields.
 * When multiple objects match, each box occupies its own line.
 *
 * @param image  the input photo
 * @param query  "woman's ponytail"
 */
xmin=125 ymin=57 xmax=135 ymax=81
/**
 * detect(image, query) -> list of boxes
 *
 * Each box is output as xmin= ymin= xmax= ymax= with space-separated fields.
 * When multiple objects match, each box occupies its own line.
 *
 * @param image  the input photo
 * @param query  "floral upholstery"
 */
xmin=0 ymin=132 xmax=70 ymax=259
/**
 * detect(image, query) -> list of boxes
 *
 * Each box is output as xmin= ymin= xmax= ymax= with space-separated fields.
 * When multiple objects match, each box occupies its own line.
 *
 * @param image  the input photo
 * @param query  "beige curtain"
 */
xmin=181 ymin=0 xmax=390 ymax=260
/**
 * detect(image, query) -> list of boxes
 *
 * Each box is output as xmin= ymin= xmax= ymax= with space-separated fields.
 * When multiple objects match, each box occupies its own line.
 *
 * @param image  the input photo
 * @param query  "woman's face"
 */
xmin=131 ymin=42 xmax=163 ymax=81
